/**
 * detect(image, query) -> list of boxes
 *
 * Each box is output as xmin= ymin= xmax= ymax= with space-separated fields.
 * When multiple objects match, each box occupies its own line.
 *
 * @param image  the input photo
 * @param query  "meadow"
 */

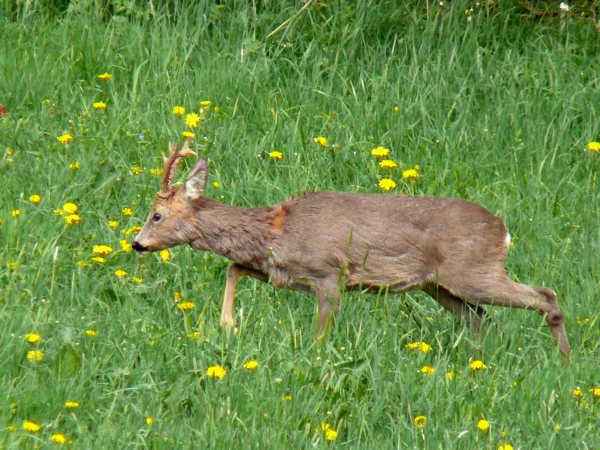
xmin=1 ymin=1 xmax=599 ymax=448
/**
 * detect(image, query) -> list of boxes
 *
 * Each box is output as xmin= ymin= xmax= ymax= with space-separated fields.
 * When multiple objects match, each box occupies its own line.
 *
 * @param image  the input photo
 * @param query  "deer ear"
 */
xmin=184 ymin=157 xmax=209 ymax=200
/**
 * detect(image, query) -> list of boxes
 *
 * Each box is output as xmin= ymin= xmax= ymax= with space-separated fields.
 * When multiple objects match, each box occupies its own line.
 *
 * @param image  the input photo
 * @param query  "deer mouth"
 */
xmin=132 ymin=241 xmax=150 ymax=252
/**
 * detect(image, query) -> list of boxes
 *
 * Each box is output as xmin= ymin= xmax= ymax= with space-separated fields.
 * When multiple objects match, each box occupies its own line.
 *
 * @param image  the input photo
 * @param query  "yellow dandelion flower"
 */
xmin=92 ymin=245 xmax=113 ymax=256
xmin=206 ymin=365 xmax=227 ymax=380
xmin=497 ymin=444 xmax=514 ymax=450
xmin=477 ymin=419 xmax=490 ymax=431
xmin=108 ymin=220 xmax=119 ymax=228
xmin=62 ymin=202 xmax=78 ymax=214
xmin=120 ymin=239 xmax=132 ymax=252
xmin=587 ymin=141 xmax=600 ymax=152
xmin=188 ymin=331 xmax=201 ymax=340
xmin=174 ymin=291 xmax=182 ymax=301
xmin=114 ymin=269 xmax=128 ymax=278
xmin=406 ymin=341 xmax=432 ymax=353
xmin=29 ymin=194 xmax=42 ymax=205
xmin=160 ymin=249 xmax=171 ymax=261
xmin=446 ymin=370 xmax=455 ymax=380
xmin=131 ymin=277 xmax=143 ymax=284
xmin=184 ymin=113 xmax=202 ymax=128
xmin=177 ymin=301 xmax=195 ymax=311
xmin=131 ymin=166 xmax=143 ymax=175
xmin=77 ymin=260 xmax=89 ymax=269
xmin=282 ymin=395 xmax=293 ymax=401
xmin=172 ymin=105 xmax=186 ymax=116
xmin=25 ymin=333 xmax=42 ymax=344
xmin=414 ymin=415 xmax=427 ymax=428
xmin=314 ymin=136 xmax=328 ymax=147
xmin=469 ymin=359 xmax=487 ymax=372
xmin=85 ymin=329 xmax=98 ymax=337
xmin=573 ymin=387 xmax=583 ymax=398
xmin=200 ymin=100 xmax=212 ymax=107
xmin=90 ymin=256 xmax=106 ymax=264
xmin=27 ymin=350 xmax=44 ymax=362
xmin=378 ymin=178 xmax=396 ymax=191
xmin=325 ymin=428 xmax=338 ymax=441
xmin=64 ymin=214 xmax=81 ymax=226
xmin=51 ymin=432 xmax=67 ymax=444
xmin=371 ymin=146 xmax=390 ymax=158
xmin=554 ymin=424 xmax=561 ymax=431
xmin=22 ymin=420 xmax=41 ymax=433
xmin=97 ymin=72 xmax=113 ymax=81
xmin=65 ymin=401 xmax=80 ymax=409
xmin=69 ymin=161 xmax=80 ymax=170
xmin=243 ymin=360 xmax=259 ymax=371
xmin=379 ymin=159 xmax=398 ymax=169
xmin=57 ymin=133 xmax=74 ymax=144
xmin=420 ymin=365 xmax=435 ymax=376
xmin=402 ymin=168 xmax=419 ymax=180
xmin=93 ymin=101 xmax=107 ymax=110
xmin=212 ymin=181 xmax=221 ymax=189
xmin=393 ymin=105 xmax=400 ymax=114
xmin=122 ymin=207 xmax=134 ymax=217
xmin=268 ymin=150 xmax=283 ymax=160
xmin=11 ymin=209 xmax=21 ymax=217
xmin=589 ymin=387 xmax=600 ymax=398
xmin=182 ymin=131 xmax=196 ymax=139
xmin=145 ymin=417 xmax=154 ymax=425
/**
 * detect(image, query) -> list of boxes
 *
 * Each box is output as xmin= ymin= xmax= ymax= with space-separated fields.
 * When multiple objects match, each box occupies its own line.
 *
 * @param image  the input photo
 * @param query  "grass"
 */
xmin=1 ymin=1 xmax=599 ymax=448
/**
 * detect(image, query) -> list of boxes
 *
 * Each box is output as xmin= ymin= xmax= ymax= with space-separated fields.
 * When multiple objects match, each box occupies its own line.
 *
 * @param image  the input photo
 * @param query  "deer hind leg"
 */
xmin=422 ymin=284 xmax=487 ymax=333
xmin=447 ymin=273 xmax=571 ymax=357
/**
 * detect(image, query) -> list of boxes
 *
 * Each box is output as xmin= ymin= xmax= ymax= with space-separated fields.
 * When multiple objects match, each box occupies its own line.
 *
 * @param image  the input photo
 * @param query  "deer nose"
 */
xmin=132 ymin=241 xmax=149 ymax=252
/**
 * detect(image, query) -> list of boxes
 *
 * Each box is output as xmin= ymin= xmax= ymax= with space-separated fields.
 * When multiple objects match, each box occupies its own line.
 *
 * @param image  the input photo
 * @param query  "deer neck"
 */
xmin=188 ymin=199 xmax=278 ymax=270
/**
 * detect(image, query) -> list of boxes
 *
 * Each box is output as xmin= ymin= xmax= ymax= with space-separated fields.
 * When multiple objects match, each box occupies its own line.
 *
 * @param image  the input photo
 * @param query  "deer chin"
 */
xmin=132 ymin=241 xmax=151 ymax=253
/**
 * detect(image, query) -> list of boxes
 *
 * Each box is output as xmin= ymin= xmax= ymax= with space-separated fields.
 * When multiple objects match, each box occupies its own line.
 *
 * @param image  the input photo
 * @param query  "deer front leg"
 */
xmin=220 ymin=264 xmax=267 ymax=330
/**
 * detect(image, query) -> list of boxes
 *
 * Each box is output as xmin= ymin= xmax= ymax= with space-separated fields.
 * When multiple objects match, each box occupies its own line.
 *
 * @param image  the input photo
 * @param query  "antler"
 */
xmin=161 ymin=138 xmax=196 ymax=193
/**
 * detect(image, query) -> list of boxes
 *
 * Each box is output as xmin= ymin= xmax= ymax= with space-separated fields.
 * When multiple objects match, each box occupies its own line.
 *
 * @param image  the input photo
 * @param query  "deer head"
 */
xmin=133 ymin=138 xmax=209 ymax=252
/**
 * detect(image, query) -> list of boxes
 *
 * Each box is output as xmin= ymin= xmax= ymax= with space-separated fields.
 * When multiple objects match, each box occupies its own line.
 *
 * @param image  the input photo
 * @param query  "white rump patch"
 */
xmin=504 ymin=231 xmax=511 ymax=247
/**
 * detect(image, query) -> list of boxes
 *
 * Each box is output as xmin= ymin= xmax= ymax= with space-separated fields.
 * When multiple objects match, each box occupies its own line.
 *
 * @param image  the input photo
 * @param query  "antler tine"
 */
xmin=161 ymin=138 xmax=197 ymax=193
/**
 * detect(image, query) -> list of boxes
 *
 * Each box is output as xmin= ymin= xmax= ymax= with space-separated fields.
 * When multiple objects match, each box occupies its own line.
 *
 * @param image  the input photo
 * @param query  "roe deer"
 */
xmin=133 ymin=139 xmax=571 ymax=356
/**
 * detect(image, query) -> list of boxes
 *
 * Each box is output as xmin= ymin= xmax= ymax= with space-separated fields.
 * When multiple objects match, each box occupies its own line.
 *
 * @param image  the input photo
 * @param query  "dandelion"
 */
xmin=573 ymin=387 xmax=583 ymax=398
xmin=29 ymin=194 xmax=42 ymax=205
xmin=77 ymin=261 xmax=89 ymax=269
xmin=371 ymin=146 xmax=390 ymax=158
xmin=420 ymin=365 xmax=435 ymax=376
xmin=378 ymin=178 xmax=396 ymax=191
xmin=319 ymin=423 xmax=338 ymax=441
xmin=90 ymin=256 xmax=106 ymax=264
xmin=27 ymin=350 xmax=44 ymax=362
xmin=588 ymin=141 xmax=600 ymax=152
xmin=160 ymin=249 xmax=171 ymax=261
xmin=477 ymin=419 xmax=490 ymax=431
xmin=268 ymin=150 xmax=283 ymax=160
xmin=402 ymin=168 xmax=419 ymax=180
xmin=92 ymin=245 xmax=113 ymax=256
xmin=63 ymin=202 xmax=78 ymax=214
xmin=282 ymin=395 xmax=293 ymax=401
xmin=174 ymin=292 xmax=182 ymax=301
xmin=589 ymin=387 xmax=600 ymax=398
xmin=114 ymin=269 xmax=128 ymax=278
xmin=206 ymin=365 xmax=227 ymax=380
xmin=97 ymin=72 xmax=113 ymax=81
xmin=131 ymin=277 xmax=144 ymax=284
xmin=187 ymin=331 xmax=201 ymax=340
xmin=212 ymin=181 xmax=221 ymax=189
xmin=57 ymin=134 xmax=74 ymax=144
xmin=11 ymin=209 xmax=21 ymax=217
xmin=446 ymin=370 xmax=455 ymax=380
xmin=469 ymin=359 xmax=487 ymax=372
xmin=393 ymin=105 xmax=399 ymax=114
xmin=51 ymin=432 xmax=68 ymax=444
xmin=65 ymin=401 xmax=80 ymax=409
xmin=64 ymin=214 xmax=81 ymax=226
xmin=182 ymin=131 xmax=196 ymax=139
xmin=150 ymin=168 xmax=163 ymax=176
xmin=177 ymin=301 xmax=195 ymax=311
xmin=93 ymin=101 xmax=107 ymax=110
xmin=108 ymin=220 xmax=119 ymax=228
xmin=413 ymin=415 xmax=427 ymax=428
xmin=25 ymin=333 xmax=42 ymax=344
xmin=131 ymin=166 xmax=143 ymax=175
xmin=554 ymin=424 xmax=561 ymax=431
xmin=120 ymin=239 xmax=132 ymax=252
xmin=243 ymin=360 xmax=259 ymax=371
xmin=314 ymin=136 xmax=328 ymax=147
xmin=85 ymin=329 xmax=98 ymax=337
xmin=379 ymin=159 xmax=398 ymax=169
xmin=69 ymin=161 xmax=80 ymax=170
xmin=22 ymin=420 xmax=41 ymax=433
xmin=497 ymin=444 xmax=514 ymax=450
xmin=122 ymin=207 xmax=134 ymax=217
xmin=200 ymin=100 xmax=212 ymax=107
xmin=185 ymin=113 xmax=201 ymax=128
xmin=145 ymin=417 xmax=154 ymax=425
xmin=172 ymin=105 xmax=185 ymax=116
xmin=406 ymin=341 xmax=432 ymax=353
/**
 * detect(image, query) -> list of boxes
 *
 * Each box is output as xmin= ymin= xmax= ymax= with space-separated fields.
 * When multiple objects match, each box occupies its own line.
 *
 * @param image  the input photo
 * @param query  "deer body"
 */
xmin=134 ymin=140 xmax=571 ymax=356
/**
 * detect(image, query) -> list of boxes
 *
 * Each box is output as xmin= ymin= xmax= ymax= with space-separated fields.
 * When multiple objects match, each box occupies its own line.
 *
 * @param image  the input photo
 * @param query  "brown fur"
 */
xmin=134 ymin=152 xmax=572 ymax=357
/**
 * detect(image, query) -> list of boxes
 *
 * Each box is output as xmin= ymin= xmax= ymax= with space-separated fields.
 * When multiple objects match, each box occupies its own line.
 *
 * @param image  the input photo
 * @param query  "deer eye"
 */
xmin=152 ymin=213 xmax=162 ymax=222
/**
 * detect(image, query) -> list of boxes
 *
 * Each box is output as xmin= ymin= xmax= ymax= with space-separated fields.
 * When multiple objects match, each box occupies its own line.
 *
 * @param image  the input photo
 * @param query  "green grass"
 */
xmin=1 ymin=1 xmax=599 ymax=448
